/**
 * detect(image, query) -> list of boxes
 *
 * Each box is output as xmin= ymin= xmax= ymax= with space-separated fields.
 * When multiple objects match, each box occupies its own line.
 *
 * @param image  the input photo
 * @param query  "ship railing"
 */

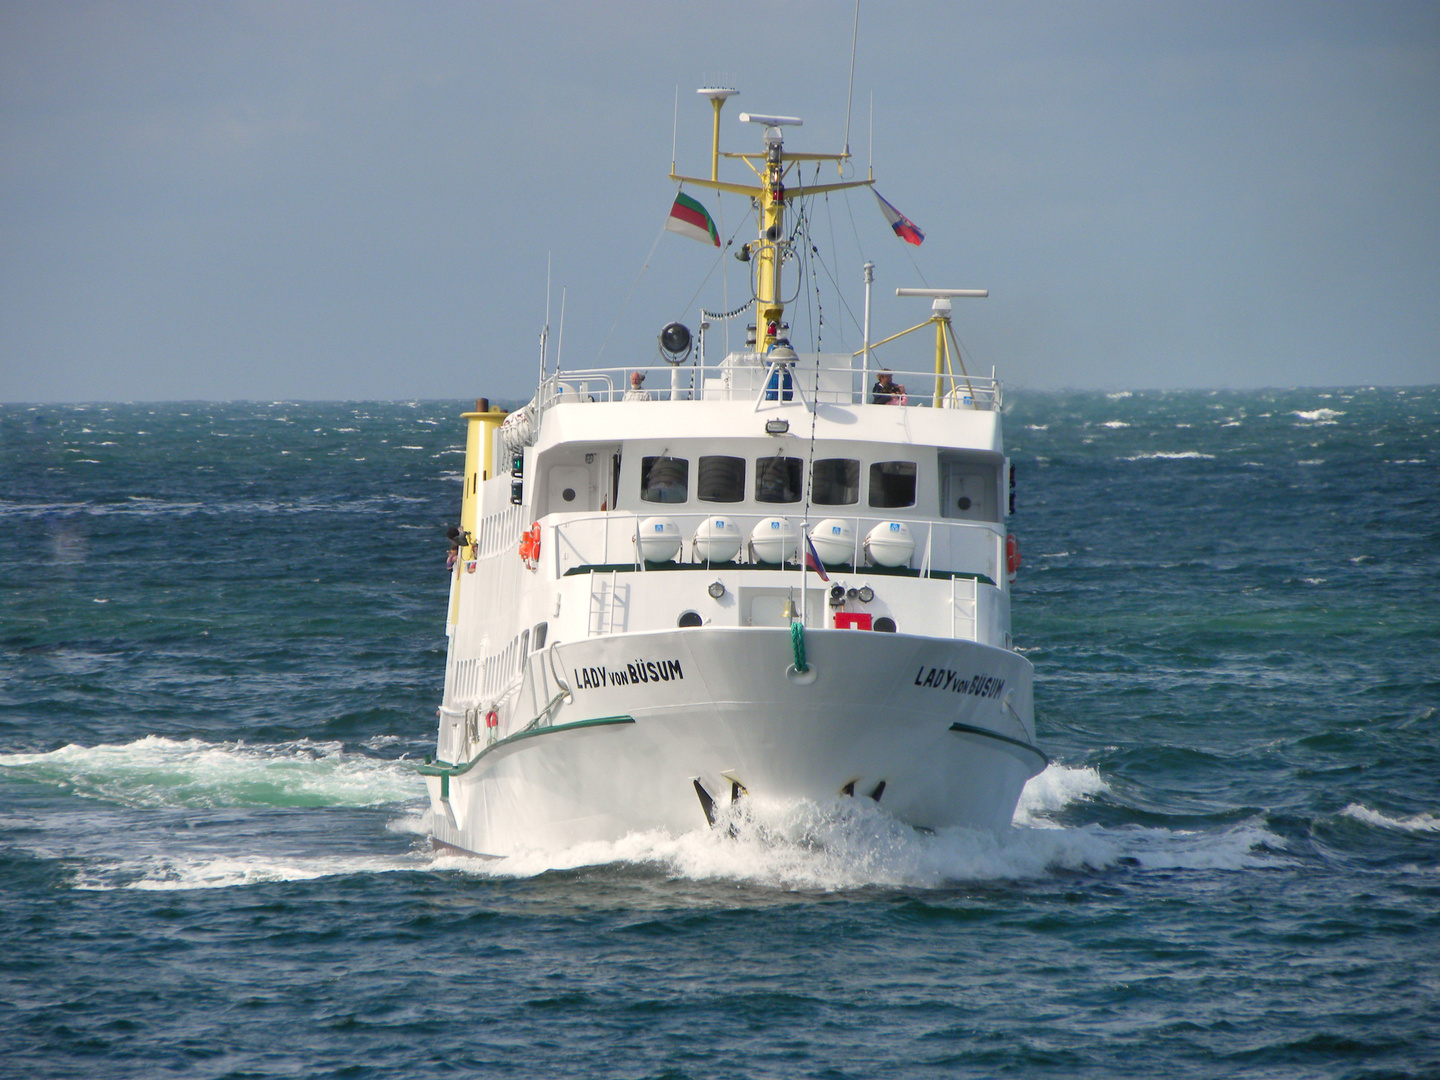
xmin=550 ymin=509 xmax=1006 ymax=587
xmin=537 ymin=360 xmax=1001 ymax=411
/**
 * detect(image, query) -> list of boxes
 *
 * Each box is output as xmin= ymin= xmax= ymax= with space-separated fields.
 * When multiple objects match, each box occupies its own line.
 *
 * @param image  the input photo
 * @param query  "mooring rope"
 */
xmin=791 ymin=620 xmax=808 ymax=673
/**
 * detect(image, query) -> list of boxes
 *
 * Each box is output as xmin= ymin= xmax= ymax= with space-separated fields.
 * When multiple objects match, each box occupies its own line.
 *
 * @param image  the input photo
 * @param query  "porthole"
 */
xmin=874 ymin=617 xmax=897 ymax=633
xmin=562 ymin=487 xmax=577 ymax=502
xmin=956 ymin=496 xmax=972 ymax=510
xmin=677 ymin=611 xmax=703 ymax=628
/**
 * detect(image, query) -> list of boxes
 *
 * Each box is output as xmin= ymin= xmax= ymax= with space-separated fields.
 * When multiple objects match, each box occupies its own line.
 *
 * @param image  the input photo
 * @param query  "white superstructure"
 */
xmin=421 ymin=89 xmax=1045 ymax=857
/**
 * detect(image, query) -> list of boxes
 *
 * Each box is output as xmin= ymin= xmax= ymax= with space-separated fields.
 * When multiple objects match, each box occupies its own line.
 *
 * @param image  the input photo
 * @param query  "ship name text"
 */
xmin=573 ymin=658 xmax=684 ymax=691
xmin=913 ymin=667 xmax=1006 ymax=699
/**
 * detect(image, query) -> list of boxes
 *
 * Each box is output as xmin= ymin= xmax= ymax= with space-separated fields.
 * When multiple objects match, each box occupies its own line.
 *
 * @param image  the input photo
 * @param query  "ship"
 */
xmin=419 ymin=87 xmax=1046 ymax=857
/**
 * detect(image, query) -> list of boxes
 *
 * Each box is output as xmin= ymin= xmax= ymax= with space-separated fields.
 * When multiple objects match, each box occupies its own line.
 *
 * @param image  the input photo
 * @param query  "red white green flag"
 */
xmin=665 ymin=191 xmax=720 ymax=247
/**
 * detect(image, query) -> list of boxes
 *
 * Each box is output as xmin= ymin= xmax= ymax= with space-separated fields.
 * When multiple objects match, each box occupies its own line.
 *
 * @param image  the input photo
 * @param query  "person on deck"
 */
xmin=871 ymin=370 xmax=907 ymax=405
xmin=623 ymin=371 xmax=652 ymax=401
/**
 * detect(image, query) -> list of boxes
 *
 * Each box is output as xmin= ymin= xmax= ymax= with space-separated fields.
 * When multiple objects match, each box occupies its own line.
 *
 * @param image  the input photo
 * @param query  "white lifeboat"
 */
xmin=864 ymin=521 xmax=916 ymax=568
xmin=693 ymin=517 xmax=742 ymax=563
xmin=809 ymin=518 xmax=857 ymax=566
xmin=636 ymin=516 xmax=682 ymax=562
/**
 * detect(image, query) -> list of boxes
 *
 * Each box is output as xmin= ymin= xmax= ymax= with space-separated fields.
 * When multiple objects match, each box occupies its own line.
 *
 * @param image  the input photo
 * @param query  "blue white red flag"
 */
xmin=804 ymin=533 xmax=830 ymax=582
xmin=873 ymin=190 xmax=924 ymax=246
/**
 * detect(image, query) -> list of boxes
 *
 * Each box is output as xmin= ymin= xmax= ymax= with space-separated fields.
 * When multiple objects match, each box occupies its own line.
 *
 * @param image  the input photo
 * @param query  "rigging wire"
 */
xmin=676 ymin=212 xmax=752 ymax=320
xmin=594 ymin=214 xmax=670 ymax=367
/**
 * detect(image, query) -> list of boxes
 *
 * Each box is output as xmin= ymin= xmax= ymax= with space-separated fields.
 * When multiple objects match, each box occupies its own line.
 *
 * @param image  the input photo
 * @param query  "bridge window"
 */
xmin=755 ymin=455 xmax=803 ymax=503
xmin=812 ymin=458 xmax=859 ymax=505
xmin=697 ymin=456 xmax=745 ymax=502
xmin=869 ymin=461 xmax=917 ymax=508
xmin=641 ymin=456 xmax=689 ymax=503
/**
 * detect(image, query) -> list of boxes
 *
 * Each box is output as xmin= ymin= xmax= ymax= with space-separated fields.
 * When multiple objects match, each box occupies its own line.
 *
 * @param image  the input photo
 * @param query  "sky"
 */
xmin=2 ymin=0 xmax=1437 ymax=403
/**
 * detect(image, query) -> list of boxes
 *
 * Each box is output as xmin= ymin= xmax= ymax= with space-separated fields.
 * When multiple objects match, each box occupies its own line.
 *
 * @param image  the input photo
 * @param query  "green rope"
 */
xmin=790 ymin=621 xmax=808 ymax=673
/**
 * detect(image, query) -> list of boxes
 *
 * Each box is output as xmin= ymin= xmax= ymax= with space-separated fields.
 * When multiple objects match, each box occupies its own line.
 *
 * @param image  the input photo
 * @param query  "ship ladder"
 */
xmin=588 ymin=570 xmax=627 ymax=636
xmin=950 ymin=575 xmax=977 ymax=641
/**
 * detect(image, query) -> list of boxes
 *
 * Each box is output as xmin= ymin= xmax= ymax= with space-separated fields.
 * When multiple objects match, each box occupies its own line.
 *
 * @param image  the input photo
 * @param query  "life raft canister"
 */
xmin=518 ymin=522 xmax=541 ymax=569
xmin=1006 ymin=533 xmax=1022 ymax=576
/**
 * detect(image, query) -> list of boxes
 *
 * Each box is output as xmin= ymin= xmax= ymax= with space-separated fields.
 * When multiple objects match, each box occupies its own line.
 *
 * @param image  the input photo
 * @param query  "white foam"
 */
xmin=75 ymin=852 xmax=431 ymax=892
xmin=0 ymin=736 xmax=424 ymax=810
xmin=1342 ymin=804 xmax=1440 ymax=833
xmin=48 ymin=759 xmax=1286 ymax=892
xmin=1101 ymin=420 xmax=1130 ymax=428
xmin=1294 ymin=408 xmax=1344 ymax=423
xmin=1122 ymin=451 xmax=1216 ymax=461
xmin=1013 ymin=763 xmax=1109 ymax=825
xmin=432 ymin=792 xmax=1286 ymax=891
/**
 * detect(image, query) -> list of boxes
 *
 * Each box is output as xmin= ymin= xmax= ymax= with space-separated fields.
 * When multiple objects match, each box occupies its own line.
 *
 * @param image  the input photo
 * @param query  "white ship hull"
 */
xmin=423 ymin=627 xmax=1040 ymax=857
xmin=421 ymin=86 xmax=1048 ymax=860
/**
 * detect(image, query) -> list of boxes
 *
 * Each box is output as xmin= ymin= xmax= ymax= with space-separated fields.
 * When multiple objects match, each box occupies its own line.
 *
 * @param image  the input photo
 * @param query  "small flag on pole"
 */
xmin=873 ymin=190 xmax=925 ymax=246
xmin=665 ymin=191 xmax=721 ymax=247
xmin=804 ymin=533 xmax=831 ymax=582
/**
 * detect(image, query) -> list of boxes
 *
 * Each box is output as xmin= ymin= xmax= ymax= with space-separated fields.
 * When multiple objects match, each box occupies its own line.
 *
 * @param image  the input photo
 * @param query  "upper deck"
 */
xmin=536 ymin=349 xmax=1002 ymax=412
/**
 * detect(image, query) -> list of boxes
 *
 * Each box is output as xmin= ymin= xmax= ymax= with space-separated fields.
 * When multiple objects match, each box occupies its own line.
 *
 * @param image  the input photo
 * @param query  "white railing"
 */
xmin=550 ymin=509 xmax=1004 ymax=585
xmin=537 ymin=356 xmax=1002 ymax=411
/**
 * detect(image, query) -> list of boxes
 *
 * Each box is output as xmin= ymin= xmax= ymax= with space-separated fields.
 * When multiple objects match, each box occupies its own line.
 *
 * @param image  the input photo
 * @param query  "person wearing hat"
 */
xmin=871 ymin=369 xmax=907 ymax=405
xmin=624 ymin=370 xmax=652 ymax=401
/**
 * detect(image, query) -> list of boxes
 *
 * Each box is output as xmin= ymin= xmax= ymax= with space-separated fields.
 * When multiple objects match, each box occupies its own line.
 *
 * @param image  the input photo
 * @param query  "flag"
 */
xmin=804 ymin=533 xmax=831 ymax=582
xmin=665 ymin=191 xmax=720 ymax=247
xmin=873 ymin=190 xmax=924 ymax=246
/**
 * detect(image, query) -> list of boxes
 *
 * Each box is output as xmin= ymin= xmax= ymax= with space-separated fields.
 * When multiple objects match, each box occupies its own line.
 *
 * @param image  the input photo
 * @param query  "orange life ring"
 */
xmin=518 ymin=523 xmax=541 ymax=568
xmin=1006 ymin=533 xmax=1022 ymax=575
xmin=484 ymin=708 xmax=498 ymax=729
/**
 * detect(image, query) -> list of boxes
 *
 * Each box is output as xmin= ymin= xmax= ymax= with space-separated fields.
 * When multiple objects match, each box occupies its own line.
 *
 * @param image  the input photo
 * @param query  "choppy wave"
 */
xmin=74 ymin=851 xmax=431 ymax=892
xmin=0 ymin=736 xmax=424 ymax=810
xmin=1122 ymin=450 xmax=1217 ymax=461
xmin=1341 ymin=804 xmax=1440 ymax=833
xmin=0 ymin=493 xmax=431 ymax=521
xmin=46 ymin=762 xmax=1287 ymax=893
xmin=1013 ymin=762 xmax=1109 ymax=823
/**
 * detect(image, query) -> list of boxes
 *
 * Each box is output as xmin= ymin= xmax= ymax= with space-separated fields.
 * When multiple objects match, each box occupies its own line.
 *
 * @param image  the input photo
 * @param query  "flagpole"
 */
xmin=862 ymin=260 xmax=874 ymax=400
xmin=799 ymin=518 xmax=808 ymax=629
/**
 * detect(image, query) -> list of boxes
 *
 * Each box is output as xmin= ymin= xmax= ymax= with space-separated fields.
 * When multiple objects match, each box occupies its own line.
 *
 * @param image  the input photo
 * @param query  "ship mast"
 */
xmin=671 ymin=89 xmax=874 ymax=352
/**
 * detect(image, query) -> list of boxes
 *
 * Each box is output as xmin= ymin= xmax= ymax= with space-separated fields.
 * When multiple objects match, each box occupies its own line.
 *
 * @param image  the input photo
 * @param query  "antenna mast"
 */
xmin=842 ymin=0 xmax=860 ymax=173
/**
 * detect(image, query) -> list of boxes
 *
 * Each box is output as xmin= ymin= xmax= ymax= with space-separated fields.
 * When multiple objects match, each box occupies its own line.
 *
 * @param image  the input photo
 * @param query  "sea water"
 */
xmin=1 ymin=389 xmax=1436 ymax=1079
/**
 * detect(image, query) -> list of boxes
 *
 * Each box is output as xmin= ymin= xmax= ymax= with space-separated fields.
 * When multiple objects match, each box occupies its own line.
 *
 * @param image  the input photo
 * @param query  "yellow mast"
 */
xmin=450 ymin=399 xmax=507 ymax=626
xmin=671 ymin=90 xmax=873 ymax=352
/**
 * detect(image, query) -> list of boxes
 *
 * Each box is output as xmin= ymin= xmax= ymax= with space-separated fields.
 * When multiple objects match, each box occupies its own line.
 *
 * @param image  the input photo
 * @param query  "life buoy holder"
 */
xmin=518 ymin=523 xmax=541 ymax=570
xmin=1006 ymin=533 xmax=1022 ymax=576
